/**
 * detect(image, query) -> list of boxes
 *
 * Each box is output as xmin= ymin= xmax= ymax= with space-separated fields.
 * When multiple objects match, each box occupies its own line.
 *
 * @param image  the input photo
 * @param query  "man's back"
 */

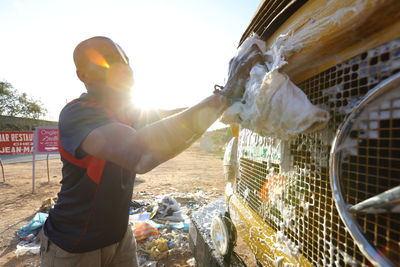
xmin=44 ymin=94 xmax=137 ymax=253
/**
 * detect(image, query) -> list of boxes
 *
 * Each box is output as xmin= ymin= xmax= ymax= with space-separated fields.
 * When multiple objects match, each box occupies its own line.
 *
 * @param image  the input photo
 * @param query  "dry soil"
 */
xmin=0 ymin=143 xmax=255 ymax=267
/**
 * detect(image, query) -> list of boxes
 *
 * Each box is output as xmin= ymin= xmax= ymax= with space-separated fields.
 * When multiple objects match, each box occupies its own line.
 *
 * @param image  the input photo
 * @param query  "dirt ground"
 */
xmin=0 ymin=143 xmax=256 ymax=267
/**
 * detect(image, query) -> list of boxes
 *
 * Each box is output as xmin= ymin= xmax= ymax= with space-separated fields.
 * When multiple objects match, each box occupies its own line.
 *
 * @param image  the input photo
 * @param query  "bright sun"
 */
xmin=131 ymin=88 xmax=182 ymax=110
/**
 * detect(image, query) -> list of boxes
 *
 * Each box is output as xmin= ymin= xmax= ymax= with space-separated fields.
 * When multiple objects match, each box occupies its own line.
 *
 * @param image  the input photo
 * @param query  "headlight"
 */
xmin=211 ymin=215 xmax=230 ymax=256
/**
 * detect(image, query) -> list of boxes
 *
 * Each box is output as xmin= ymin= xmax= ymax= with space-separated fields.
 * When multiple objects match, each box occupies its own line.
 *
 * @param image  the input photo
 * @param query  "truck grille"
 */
xmin=236 ymin=38 xmax=400 ymax=266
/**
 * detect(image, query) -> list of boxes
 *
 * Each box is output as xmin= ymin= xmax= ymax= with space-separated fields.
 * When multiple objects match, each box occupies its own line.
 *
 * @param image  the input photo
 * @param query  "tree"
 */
xmin=0 ymin=81 xmax=47 ymax=119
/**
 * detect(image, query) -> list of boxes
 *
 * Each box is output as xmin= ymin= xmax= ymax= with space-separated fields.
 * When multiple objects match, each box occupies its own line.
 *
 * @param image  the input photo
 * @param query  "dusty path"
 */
xmin=0 ymin=143 xmax=227 ymax=266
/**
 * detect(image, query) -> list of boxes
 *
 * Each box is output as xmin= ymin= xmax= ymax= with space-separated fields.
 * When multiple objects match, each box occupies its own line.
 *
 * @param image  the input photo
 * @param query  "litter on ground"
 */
xmin=14 ymin=190 xmax=221 ymax=266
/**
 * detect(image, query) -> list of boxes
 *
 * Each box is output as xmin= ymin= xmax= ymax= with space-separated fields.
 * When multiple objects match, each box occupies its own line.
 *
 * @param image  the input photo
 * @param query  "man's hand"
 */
xmin=221 ymin=44 xmax=265 ymax=101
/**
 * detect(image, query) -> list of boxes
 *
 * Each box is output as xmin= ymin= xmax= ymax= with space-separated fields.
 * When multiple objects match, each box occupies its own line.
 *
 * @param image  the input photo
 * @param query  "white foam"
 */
xmin=221 ymin=36 xmax=330 ymax=140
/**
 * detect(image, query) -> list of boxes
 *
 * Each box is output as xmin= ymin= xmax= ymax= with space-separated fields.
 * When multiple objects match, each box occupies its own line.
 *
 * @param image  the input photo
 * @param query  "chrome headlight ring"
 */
xmin=330 ymin=73 xmax=400 ymax=267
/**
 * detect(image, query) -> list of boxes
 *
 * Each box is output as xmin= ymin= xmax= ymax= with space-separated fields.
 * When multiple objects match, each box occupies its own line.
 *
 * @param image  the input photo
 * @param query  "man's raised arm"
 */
xmin=133 ymin=107 xmax=187 ymax=128
xmin=81 ymin=44 xmax=264 ymax=174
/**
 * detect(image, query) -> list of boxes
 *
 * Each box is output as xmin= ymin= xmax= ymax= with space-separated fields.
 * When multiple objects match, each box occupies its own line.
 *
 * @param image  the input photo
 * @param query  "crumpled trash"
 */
xmin=17 ymin=212 xmax=48 ymax=239
xmin=154 ymin=196 xmax=184 ymax=222
xmin=15 ymin=235 xmax=41 ymax=256
xmin=150 ymin=219 xmax=190 ymax=232
xmin=132 ymin=222 xmax=159 ymax=243
xmin=38 ymin=197 xmax=57 ymax=213
xmin=221 ymin=35 xmax=330 ymax=140
xmin=130 ymin=200 xmax=150 ymax=215
xmin=130 ymin=200 xmax=149 ymax=209
xmin=15 ymin=240 xmax=41 ymax=256
xmin=160 ymin=228 xmax=190 ymax=253
xmin=140 ymin=260 xmax=157 ymax=267
xmin=186 ymin=257 xmax=196 ymax=266
xmin=133 ymin=192 xmax=215 ymax=265
xmin=129 ymin=212 xmax=152 ymax=224
xmin=173 ymin=196 xmax=198 ymax=206
xmin=143 ymin=238 xmax=169 ymax=261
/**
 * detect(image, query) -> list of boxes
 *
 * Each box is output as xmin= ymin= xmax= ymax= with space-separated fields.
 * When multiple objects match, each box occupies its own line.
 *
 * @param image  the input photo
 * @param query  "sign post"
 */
xmin=0 ymin=159 xmax=4 ymax=182
xmin=32 ymin=126 xmax=59 ymax=193
xmin=32 ymin=150 xmax=36 ymax=192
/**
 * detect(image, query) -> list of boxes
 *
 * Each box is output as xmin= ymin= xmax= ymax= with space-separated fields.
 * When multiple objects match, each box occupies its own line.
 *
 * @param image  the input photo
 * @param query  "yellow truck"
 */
xmin=189 ymin=0 xmax=400 ymax=266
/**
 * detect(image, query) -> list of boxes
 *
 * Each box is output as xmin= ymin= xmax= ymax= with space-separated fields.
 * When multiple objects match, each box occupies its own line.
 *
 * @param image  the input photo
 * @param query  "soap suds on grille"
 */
xmin=221 ymin=34 xmax=330 ymax=140
xmin=221 ymin=0 xmax=367 ymax=139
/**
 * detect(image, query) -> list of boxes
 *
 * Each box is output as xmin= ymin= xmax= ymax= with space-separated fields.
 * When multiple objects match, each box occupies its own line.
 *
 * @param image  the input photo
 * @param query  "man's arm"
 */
xmin=82 ymin=44 xmax=264 ymax=174
xmin=82 ymin=94 xmax=228 ymax=173
xmin=133 ymin=107 xmax=187 ymax=128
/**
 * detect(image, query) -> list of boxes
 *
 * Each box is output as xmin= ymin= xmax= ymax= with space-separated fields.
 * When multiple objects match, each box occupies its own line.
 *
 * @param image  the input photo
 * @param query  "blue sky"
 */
xmin=0 ymin=0 xmax=261 ymax=121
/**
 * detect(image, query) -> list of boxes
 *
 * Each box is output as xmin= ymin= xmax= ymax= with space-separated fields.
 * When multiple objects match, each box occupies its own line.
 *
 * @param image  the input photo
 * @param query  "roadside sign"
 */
xmin=0 ymin=131 xmax=34 ymax=155
xmin=32 ymin=126 xmax=59 ymax=193
xmin=0 ymin=127 xmax=59 ymax=191
xmin=35 ymin=127 xmax=59 ymax=153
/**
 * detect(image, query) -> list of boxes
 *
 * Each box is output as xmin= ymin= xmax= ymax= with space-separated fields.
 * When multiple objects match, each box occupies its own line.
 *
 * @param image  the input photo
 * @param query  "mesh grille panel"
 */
xmin=339 ymin=89 xmax=400 ymax=262
xmin=236 ymin=38 xmax=400 ymax=266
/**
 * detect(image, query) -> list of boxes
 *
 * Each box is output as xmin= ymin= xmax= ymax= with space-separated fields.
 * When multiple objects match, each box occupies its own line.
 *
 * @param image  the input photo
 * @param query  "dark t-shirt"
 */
xmin=44 ymin=94 xmax=140 ymax=253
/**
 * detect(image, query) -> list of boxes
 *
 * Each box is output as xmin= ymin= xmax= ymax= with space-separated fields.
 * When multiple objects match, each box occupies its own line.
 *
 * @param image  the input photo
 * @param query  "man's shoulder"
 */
xmin=60 ymin=94 xmax=104 ymax=121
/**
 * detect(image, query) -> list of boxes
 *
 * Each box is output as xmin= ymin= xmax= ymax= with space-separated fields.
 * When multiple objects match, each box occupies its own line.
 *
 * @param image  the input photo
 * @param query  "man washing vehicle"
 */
xmin=40 ymin=36 xmax=263 ymax=266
